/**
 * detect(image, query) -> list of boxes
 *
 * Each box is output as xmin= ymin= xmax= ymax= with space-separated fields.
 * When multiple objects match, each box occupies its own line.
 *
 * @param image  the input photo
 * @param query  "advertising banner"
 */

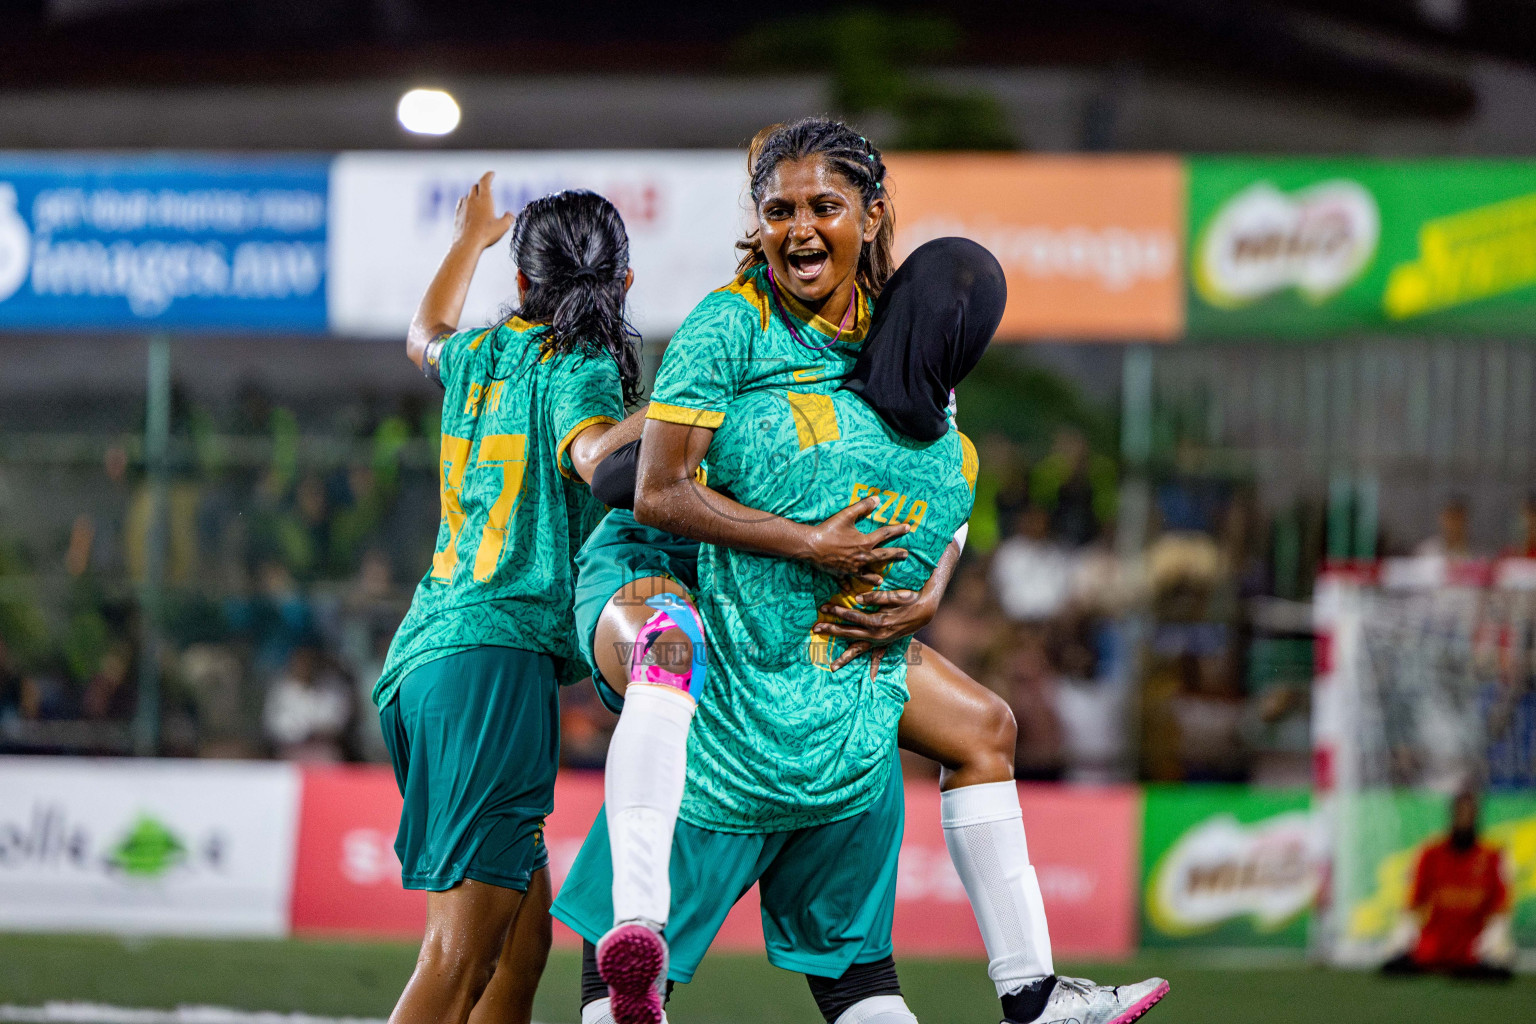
xmin=0 ymin=156 xmax=328 ymax=331
xmin=1140 ymin=786 xmax=1318 ymax=948
xmin=291 ymin=766 xmax=1139 ymax=957
xmin=887 ymin=155 xmax=1185 ymax=340
xmin=1336 ymin=791 xmax=1536 ymax=952
xmin=894 ymin=781 xmax=1140 ymax=958
xmin=327 ymin=152 xmax=747 ymax=340
xmin=0 ymin=758 xmax=301 ymax=936
xmin=1187 ymin=158 xmax=1536 ymax=338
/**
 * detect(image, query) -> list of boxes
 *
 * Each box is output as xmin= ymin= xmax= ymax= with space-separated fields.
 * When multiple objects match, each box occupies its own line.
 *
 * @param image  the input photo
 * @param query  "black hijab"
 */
xmin=839 ymin=237 xmax=1007 ymax=442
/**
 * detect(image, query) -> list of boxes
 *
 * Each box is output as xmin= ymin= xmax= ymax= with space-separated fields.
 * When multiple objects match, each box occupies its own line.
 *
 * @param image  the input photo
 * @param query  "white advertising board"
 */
xmin=0 ymin=758 xmax=300 ymax=936
xmin=328 ymin=151 xmax=749 ymax=339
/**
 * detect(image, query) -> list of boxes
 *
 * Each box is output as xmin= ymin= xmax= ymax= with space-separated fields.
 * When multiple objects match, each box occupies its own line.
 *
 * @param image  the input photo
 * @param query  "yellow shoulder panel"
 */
xmin=720 ymin=273 xmax=772 ymax=332
xmin=784 ymin=391 xmax=841 ymax=450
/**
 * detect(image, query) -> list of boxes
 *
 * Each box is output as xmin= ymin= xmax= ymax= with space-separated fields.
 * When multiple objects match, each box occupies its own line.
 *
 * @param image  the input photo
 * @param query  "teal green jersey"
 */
xmin=679 ymin=389 xmax=979 ymax=833
xmin=373 ymin=318 xmax=626 ymax=708
xmin=645 ymin=262 xmax=872 ymax=431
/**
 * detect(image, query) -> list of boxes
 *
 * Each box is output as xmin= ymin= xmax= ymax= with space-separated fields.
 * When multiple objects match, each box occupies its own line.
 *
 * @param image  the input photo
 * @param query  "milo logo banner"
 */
xmin=1141 ymin=786 xmax=1318 ymax=947
xmin=1188 ymin=159 xmax=1536 ymax=338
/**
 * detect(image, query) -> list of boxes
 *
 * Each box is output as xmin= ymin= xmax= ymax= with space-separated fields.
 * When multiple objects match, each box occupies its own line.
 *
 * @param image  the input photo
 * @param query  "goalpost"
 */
xmin=1312 ymin=559 xmax=1536 ymax=966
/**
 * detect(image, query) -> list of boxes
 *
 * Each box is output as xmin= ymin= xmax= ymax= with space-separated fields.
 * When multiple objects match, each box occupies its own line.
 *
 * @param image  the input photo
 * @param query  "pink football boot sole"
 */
xmin=597 ymin=923 xmax=668 ymax=1024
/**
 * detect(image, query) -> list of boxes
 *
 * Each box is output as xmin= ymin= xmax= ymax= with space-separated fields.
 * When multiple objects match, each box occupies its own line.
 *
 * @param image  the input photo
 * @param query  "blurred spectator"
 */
xmin=1050 ymin=614 xmax=1130 ymax=783
xmin=226 ymin=559 xmax=313 ymax=680
xmin=0 ymin=635 xmax=22 ymax=726
xmin=990 ymin=506 xmax=1074 ymax=622
xmin=80 ymin=642 xmax=135 ymax=721
xmin=263 ymin=641 xmax=353 ymax=762
xmin=924 ymin=560 xmax=1009 ymax=680
xmin=1382 ymin=790 xmax=1514 ymax=980
xmin=182 ymin=643 xmax=256 ymax=758
xmin=1168 ymin=651 xmax=1247 ymax=782
xmin=982 ymin=433 xmax=1030 ymax=548
xmin=992 ymin=624 xmax=1064 ymax=782
xmin=1031 ymin=429 xmax=1116 ymax=547
xmin=1417 ymin=495 xmax=1474 ymax=558
xmin=1146 ymin=532 xmax=1223 ymax=621
xmin=350 ymin=625 xmax=395 ymax=763
xmin=1504 ymin=494 xmax=1536 ymax=559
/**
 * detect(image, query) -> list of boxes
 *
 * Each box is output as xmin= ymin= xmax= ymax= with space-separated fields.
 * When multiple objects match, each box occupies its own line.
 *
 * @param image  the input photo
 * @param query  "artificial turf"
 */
xmin=0 ymin=934 xmax=1530 ymax=1024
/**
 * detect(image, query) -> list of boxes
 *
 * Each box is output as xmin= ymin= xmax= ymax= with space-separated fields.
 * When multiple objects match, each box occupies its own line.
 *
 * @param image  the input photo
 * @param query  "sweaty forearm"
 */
xmin=636 ymin=476 xmax=812 ymax=561
xmin=918 ymin=539 xmax=962 ymax=605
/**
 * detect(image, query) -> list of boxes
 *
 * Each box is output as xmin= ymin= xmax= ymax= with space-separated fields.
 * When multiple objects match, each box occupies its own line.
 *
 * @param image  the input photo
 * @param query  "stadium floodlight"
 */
xmin=397 ymin=88 xmax=461 ymax=136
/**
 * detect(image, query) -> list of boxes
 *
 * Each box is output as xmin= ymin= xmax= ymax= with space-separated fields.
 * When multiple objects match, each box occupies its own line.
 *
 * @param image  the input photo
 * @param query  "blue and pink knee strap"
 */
xmin=628 ymin=593 xmax=709 ymax=702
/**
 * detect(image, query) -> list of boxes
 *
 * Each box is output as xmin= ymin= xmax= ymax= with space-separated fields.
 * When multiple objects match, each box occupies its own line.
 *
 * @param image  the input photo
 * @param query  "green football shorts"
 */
xmin=572 ymin=509 xmax=700 ymax=712
xmin=379 ymin=645 xmax=557 ymax=892
xmin=552 ymin=756 xmax=903 ymax=981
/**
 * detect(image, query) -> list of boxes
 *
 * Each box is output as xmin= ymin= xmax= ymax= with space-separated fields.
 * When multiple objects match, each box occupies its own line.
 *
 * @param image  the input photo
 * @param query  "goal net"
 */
xmin=1312 ymin=559 xmax=1536 ymax=966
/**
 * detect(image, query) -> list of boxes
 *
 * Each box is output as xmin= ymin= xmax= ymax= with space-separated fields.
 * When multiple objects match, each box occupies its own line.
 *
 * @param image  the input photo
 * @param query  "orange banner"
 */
xmin=887 ymin=155 xmax=1186 ymax=340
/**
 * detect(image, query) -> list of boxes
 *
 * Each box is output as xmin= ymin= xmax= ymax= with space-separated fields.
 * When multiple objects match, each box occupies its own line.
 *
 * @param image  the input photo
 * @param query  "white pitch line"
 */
xmin=0 ymin=1005 xmax=535 ymax=1024
xmin=0 ymin=1008 xmax=568 ymax=1024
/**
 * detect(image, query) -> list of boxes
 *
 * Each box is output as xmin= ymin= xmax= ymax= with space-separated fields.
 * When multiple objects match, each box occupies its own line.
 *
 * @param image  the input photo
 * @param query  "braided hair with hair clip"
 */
xmin=492 ymin=189 xmax=643 ymax=407
xmin=736 ymin=117 xmax=895 ymax=299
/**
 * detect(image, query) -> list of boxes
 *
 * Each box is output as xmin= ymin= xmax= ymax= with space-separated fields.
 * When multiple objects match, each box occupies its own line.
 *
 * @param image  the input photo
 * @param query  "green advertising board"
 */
xmin=1187 ymin=159 xmax=1536 ymax=338
xmin=1141 ymin=786 xmax=1314 ymax=948
xmin=1339 ymin=791 xmax=1536 ymax=951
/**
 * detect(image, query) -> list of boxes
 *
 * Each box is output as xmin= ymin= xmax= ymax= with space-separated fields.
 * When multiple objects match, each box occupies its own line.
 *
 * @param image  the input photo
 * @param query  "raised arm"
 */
xmin=633 ymin=417 xmax=910 ymax=576
xmin=406 ymin=171 xmax=514 ymax=372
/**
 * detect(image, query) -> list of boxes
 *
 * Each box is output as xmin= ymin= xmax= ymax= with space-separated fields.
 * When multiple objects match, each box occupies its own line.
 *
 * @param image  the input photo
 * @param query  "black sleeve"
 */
xmin=590 ymin=438 xmax=641 ymax=510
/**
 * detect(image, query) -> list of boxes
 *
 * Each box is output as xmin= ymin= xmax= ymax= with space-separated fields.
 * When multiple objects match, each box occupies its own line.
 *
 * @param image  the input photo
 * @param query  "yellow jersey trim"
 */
xmin=556 ymin=415 xmax=619 ymax=480
xmin=720 ymin=274 xmax=773 ymax=332
xmin=958 ymin=431 xmax=979 ymax=492
xmin=717 ymin=268 xmax=872 ymax=342
xmin=775 ymin=279 xmax=872 ymax=343
xmin=784 ymin=391 xmax=841 ymax=450
xmin=646 ymin=402 xmax=726 ymax=430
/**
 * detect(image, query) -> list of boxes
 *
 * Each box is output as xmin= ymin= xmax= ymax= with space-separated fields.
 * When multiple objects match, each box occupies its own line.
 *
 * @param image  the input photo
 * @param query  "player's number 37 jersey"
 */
xmin=373 ymin=318 xmax=626 ymax=708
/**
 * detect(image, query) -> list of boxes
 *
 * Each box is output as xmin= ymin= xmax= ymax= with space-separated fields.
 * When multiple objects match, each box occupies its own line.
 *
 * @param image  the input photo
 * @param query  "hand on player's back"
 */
xmin=816 ymin=587 xmax=936 ymax=670
xmin=803 ymin=495 xmax=911 ymax=576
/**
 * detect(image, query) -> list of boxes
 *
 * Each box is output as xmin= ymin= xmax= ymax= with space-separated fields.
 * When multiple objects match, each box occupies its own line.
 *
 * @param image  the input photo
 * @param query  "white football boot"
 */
xmin=1022 ymin=976 xmax=1169 ymax=1024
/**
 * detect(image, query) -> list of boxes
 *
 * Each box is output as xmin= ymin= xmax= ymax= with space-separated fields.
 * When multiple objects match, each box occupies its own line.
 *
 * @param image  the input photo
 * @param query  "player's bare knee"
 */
xmin=979 ymin=692 xmax=1017 ymax=760
xmin=418 ymin=932 xmax=503 ymax=997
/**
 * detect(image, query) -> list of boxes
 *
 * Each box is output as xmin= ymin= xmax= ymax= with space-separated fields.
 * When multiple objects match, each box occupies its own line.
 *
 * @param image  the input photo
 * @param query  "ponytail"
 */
xmin=504 ymin=189 xmax=643 ymax=407
xmin=735 ymin=117 xmax=896 ymax=297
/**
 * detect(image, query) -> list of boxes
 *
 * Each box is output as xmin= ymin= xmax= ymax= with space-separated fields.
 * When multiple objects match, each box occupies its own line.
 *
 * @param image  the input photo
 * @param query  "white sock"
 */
xmin=834 ymin=995 xmax=919 ymax=1024
xmin=583 ymin=998 xmax=670 ymax=1024
xmin=940 ymin=781 xmax=1055 ymax=996
xmin=606 ymin=682 xmax=695 ymax=927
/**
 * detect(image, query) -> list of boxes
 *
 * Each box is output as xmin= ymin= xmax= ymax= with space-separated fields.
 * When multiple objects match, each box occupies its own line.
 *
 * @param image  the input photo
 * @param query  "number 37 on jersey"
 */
xmin=432 ymin=432 xmax=528 ymax=583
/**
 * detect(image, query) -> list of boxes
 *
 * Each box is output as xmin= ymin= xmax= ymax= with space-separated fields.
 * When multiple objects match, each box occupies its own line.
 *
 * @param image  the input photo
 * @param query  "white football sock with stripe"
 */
xmin=940 ymin=781 xmax=1055 ymax=996
xmin=606 ymin=682 xmax=695 ymax=927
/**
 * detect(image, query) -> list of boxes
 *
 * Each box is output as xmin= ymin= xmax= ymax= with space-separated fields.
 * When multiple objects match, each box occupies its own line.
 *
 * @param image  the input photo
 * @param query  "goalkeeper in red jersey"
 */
xmin=1382 ymin=790 xmax=1514 ymax=980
